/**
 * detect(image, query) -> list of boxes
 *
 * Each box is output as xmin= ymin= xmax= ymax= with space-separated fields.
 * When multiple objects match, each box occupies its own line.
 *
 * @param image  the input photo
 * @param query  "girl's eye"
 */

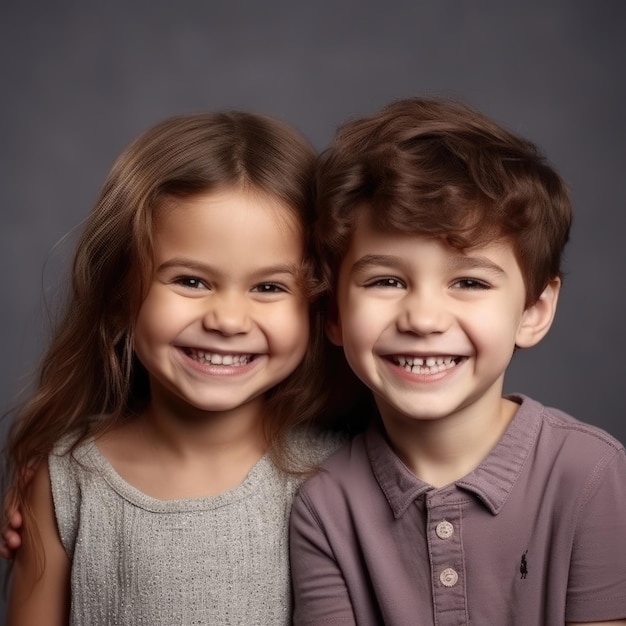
xmin=453 ymin=278 xmax=490 ymax=290
xmin=175 ymin=277 xmax=207 ymax=289
xmin=252 ymin=283 xmax=287 ymax=294
xmin=366 ymin=277 xmax=405 ymax=289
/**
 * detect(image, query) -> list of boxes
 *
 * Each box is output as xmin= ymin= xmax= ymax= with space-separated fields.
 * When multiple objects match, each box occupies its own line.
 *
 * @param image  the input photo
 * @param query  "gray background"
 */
xmin=1 ymin=0 xmax=624 ymax=614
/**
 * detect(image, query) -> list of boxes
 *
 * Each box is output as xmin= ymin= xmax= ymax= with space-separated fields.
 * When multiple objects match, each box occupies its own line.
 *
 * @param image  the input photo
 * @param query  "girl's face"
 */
xmin=133 ymin=187 xmax=309 ymax=418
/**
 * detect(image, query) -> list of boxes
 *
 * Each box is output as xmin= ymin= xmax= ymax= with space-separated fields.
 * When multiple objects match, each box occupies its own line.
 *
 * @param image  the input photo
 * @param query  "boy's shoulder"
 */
xmin=524 ymin=394 xmax=624 ymax=462
xmin=535 ymin=398 xmax=623 ymax=447
xmin=520 ymin=395 xmax=625 ymax=492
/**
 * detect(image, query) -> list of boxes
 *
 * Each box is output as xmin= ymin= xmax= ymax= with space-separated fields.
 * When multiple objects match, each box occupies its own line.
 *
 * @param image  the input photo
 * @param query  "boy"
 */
xmin=289 ymin=98 xmax=626 ymax=625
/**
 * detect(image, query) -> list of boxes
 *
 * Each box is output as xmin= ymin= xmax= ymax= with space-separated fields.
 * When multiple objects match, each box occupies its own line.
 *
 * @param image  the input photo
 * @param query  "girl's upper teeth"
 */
xmin=191 ymin=350 xmax=251 ymax=365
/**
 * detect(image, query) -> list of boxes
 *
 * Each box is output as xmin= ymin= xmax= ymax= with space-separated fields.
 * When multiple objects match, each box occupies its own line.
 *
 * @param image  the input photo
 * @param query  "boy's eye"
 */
xmin=252 ymin=283 xmax=287 ymax=294
xmin=452 ymin=277 xmax=490 ymax=290
xmin=365 ymin=277 xmax=405 ymax=289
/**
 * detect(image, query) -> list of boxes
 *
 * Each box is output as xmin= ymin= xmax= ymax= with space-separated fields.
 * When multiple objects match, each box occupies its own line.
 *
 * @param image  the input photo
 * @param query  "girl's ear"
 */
xmin=515 ymin=277 xmax=561 ymax=349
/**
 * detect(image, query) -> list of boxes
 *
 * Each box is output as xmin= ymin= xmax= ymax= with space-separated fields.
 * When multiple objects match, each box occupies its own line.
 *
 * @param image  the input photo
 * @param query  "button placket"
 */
xmin=426 ymin=499 xmax=468 ymax=625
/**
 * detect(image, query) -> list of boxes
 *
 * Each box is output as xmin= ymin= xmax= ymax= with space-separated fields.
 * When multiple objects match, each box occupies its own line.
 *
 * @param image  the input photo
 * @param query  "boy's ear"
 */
xmin=515 ymin=277 xmax=561 ymax=349
xmin=325 ymin=302 xmax=344 ymax=347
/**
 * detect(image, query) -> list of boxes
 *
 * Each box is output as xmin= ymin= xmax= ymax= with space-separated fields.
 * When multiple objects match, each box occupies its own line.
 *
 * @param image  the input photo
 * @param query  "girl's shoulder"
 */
xmin=285 ymin=426 xmax=348 ymax=469
xmin=51 ymin=431 xmax=94 ymax=462
xmin=51 ymin=415 xmax=113 ymax=459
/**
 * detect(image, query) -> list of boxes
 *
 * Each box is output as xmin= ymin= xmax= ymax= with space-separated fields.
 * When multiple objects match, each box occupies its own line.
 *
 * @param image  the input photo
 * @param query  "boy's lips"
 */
xmin=182 ymin=347 xmax=257 ymax=367
xmin=390 ymin=355 xmax=466 ymax=374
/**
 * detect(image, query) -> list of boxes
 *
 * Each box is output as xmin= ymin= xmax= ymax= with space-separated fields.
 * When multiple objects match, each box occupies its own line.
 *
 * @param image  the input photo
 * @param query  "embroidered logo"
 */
xmin=520 ymin=550 xmax=528 ymax=579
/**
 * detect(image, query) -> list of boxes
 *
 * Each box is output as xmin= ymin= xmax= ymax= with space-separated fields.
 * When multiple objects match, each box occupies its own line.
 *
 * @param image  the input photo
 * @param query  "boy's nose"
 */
xmin=202 ymin=293 xmax=252 ymax=336
xmin=396 ymin=290 xmax=451 ymax=336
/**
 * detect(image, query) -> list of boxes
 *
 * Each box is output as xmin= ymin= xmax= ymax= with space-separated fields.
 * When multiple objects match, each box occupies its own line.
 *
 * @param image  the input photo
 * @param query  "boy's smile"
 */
xmin=133 ymin=188 xmax=310 ymax=418
xmin=328 ymin=212 xmax=559 ymax=433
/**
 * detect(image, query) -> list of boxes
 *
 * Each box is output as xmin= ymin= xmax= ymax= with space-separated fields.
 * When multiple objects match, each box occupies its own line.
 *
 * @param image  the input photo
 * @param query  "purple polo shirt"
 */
xmin=290 ymin=395 xmax=626 ymax=625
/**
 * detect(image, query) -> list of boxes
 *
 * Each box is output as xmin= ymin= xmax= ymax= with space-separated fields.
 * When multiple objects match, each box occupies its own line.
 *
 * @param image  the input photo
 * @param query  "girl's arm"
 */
xmin=5 ymin=460 xmax=70 ymax=626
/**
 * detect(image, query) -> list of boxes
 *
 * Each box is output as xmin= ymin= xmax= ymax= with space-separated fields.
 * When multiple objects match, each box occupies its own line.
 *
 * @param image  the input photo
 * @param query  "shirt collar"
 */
xmin=366 ymin=394 xmax=542 ymax=517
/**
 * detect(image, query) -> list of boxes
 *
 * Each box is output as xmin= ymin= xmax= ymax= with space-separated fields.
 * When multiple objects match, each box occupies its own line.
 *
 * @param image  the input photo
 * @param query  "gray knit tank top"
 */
xmin=49 ymin=428 xmax=341 ymax=625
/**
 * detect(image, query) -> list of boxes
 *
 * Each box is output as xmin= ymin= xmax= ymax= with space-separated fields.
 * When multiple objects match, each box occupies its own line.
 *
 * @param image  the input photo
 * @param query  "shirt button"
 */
xmin=436 ymin=520 xmax=454 ymax=539
xmin=440 ymin=568 xmax=459 ymax=587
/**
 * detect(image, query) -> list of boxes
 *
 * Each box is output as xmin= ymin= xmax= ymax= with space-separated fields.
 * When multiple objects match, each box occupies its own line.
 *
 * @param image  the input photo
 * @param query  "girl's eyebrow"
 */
xmin=156 ymin=259 xmax=209 ymax=274
xmin=156 ymin=257 xmax=301 ymax=278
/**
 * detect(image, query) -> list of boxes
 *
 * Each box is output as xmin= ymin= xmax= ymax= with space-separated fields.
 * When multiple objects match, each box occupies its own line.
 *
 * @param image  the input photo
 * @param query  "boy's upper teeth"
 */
xmin=397 ymin=356 xmax=455 ymax=367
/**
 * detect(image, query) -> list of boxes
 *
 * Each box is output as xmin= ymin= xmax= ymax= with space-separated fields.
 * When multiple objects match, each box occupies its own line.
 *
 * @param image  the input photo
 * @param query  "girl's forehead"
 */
xmin=150 ymin=189 xmax=305 ymax=263
xmin=155 ymin=187 xmax=303 ymax=234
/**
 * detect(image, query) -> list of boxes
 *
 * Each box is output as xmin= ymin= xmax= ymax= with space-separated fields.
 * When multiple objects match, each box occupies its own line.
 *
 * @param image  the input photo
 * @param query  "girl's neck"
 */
xmin=138 ymin=392 xmax=268 ymax=459
xmin=96 ymin=393 xmax=268 ymax=499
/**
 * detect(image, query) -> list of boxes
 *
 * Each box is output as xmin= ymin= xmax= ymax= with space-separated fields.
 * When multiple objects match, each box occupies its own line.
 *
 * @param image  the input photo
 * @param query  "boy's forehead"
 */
xmin=341 ymin=210 xmax=519 ymax=266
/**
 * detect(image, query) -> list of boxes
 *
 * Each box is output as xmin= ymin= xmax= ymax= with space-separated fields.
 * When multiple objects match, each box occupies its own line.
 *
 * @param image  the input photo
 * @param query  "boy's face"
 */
xmin=328 ymin=211 xmax=559 ymax=428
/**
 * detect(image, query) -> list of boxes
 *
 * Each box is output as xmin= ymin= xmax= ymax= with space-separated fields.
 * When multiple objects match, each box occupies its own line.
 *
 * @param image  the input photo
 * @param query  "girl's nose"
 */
xmin=202 ymin=293 xmax=252 ymax=336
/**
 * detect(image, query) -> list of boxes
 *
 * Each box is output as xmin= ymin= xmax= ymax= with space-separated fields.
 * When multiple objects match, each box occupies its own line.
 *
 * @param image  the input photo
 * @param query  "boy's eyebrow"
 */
xmin=350 ymin=254 xmax=506 ymax=275
xmin=446 ymin=255 xmax=506 ymax=276
xmin=156 ymin=258 xmax=301 ymax=278
xmin=350 ymin=255 xmax=402 ymax=273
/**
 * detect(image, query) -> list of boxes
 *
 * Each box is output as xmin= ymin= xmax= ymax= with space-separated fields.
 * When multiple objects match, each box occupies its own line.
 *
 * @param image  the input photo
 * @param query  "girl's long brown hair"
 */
xmin=2 ymin=111 xmax=328 ymax=554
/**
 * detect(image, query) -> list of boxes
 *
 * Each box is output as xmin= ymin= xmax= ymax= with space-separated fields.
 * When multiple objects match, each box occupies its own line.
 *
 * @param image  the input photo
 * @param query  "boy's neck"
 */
xmin=379 ymin=394 xmax=519 ymax=488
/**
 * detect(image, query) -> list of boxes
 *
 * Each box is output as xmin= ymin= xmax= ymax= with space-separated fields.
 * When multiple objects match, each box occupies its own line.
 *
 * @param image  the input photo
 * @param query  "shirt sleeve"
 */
xmin=289 ymin=488 xmax=357 ymax=626
xmin=565 ymin=446 xmax=626 ymax=622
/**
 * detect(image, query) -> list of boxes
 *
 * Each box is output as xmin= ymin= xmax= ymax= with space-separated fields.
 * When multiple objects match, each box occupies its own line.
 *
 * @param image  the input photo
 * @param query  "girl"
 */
xmin=2 ymin=111 xmax=341 ymax=625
